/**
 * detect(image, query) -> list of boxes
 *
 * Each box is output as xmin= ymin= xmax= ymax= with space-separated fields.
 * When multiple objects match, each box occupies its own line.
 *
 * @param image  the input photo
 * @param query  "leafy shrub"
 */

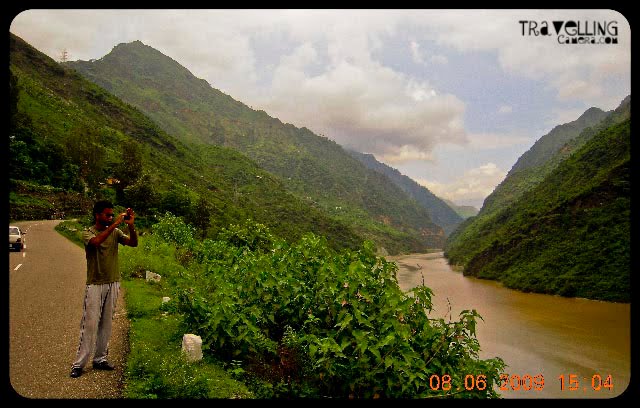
xmin=153 ymin=219 xmax=505 ymax=398
xmin=216 ymin=220 xmax=275 ymax=253
xmin=151 ymin=212 xmax=197 ymax=249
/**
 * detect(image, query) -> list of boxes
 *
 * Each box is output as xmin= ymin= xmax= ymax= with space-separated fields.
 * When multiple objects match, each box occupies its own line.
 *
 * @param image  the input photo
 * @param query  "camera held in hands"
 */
xmin=124 ymin=208 xmax=132 ymax=221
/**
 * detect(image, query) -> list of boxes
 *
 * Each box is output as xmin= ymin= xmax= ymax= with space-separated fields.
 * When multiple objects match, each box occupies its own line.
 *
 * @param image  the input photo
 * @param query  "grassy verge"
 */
xmin=122 ymin=278 xmax=253 ymax=398
xmin=55 ymin=219 xmax=85 ymax=248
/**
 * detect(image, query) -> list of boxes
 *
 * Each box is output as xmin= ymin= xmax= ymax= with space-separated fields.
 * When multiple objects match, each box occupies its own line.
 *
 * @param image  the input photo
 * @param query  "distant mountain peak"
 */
xmin=507 ymin=104 xmax=609 ymax=176
xmin=575 ymin=106 xmax=606 ymax=126
xmin=114 ymin=39 xmax=148 ymax=49
xmin=109 ymin=40 xmax=149 ymax=54
xmin=620 ymin=94 xmax=631 ymax=105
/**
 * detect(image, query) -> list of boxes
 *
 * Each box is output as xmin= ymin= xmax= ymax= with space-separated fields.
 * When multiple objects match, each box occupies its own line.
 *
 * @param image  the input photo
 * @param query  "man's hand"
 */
xmin=123 ymin=208 xmax=135 ymax=226
xmin=122 ymin=208 xmax=138 ymax=247
xmin=114 ymin=212 xmax=126 ymax=226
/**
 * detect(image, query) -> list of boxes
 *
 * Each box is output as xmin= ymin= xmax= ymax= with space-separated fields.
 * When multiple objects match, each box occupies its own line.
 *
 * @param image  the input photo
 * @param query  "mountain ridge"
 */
xmin=9 ymin=32 xmax=365 ymax=251
xmin=508 ymin=106 xmax=607 ymax=175
xmin=444 ymin=96 xmax=630 ymax=302
xmin=66 ymin=39 xmax=447 ymax=253
xmin=347 ymin=150 xmax=464 ymax=236
xmin=480 ymin=99 xmax=628 ymax=217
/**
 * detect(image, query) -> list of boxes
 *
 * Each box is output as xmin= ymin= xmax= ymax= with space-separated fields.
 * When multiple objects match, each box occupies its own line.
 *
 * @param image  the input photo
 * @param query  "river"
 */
xmin=388 ymin=252 xmax=631 ymax=399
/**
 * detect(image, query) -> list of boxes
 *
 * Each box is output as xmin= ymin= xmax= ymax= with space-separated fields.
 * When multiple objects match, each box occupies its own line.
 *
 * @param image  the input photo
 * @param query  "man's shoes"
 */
xmin=92 ymin=361 xmax=115 ymax=371
xmin=69 ymin=367 xmax=83 ymax=378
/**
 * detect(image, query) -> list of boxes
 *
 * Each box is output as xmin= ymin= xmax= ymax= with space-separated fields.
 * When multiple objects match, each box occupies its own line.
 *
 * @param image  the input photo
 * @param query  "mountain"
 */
xmin=347 ymin=150 xmax=464 ymax=236
xmin=65 ymin=40 xmax=445 ymax=254
xmin=443 ymin=200 xmax=478 ymax=219
xmin=8 ymin=33 xmax=365 ymax=251
xmin=444 ymin=97 xmax=631 ymax=302
xmin=481 ymin=105 xmax=616 ymax=216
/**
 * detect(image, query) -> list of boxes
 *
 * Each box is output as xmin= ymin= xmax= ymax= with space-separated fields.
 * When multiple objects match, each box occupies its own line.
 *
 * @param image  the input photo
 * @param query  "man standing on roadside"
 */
xmin=70 ymin=200 xmax=137 ymax=378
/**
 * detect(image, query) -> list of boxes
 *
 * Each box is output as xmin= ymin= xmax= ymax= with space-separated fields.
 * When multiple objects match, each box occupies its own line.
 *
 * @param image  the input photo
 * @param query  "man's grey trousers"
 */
xmin=71 ymin=281 xmax=120 ymax=369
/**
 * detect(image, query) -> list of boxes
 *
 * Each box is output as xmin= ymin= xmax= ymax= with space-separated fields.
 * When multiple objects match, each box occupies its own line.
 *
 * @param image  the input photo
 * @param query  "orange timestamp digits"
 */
xmin=558 ymin=374 xmax=613 ymax=392
xmin=427 ymin=374 xmax=489 ymax=391
xmin=429 ymin=374 xmax=453 ymax=391
xmin=499 ymin=373 xmax=545 ymax=391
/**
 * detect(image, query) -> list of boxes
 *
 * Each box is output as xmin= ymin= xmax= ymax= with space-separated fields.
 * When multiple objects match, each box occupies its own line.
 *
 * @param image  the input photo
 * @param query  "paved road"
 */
xmin=8 ymin=220 xmax=129 ymax=399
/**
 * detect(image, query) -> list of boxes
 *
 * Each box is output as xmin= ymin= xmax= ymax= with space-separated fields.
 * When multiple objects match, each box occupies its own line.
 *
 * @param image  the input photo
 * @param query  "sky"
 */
xmin=9 ymin=9 xmax=631 ymax=209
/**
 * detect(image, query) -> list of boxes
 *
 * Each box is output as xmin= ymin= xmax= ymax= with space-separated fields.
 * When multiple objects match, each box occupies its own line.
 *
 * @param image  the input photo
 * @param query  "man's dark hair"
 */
xmin=93 ymin=200 xmax=114 ymax=216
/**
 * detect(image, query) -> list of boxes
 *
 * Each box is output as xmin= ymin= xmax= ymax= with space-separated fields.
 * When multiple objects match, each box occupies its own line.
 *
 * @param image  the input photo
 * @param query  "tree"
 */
xmin=9 ymin=69 xmax=20 ymax=124
xmin=114 ymin=138 xmax=144 ymax=199
xmin=160 ymin=184 xmax=193 ymax=219
xmin=189 ymin=196 xmax=212 ymax=239
xmin=64 ymin=124 xmax=106 ymax=190
xmin=123 ymin=172 xmax=160 ymax=214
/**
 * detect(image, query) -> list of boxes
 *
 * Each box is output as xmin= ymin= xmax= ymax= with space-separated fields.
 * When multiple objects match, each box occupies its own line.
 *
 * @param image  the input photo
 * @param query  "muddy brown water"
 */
xmin=389 ymin=252 xmax=631 ymax=399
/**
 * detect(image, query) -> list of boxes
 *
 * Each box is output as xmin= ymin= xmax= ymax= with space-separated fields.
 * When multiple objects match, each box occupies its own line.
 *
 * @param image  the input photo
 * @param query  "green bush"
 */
xmin=148 ymin=217 xmax=507 ymax=398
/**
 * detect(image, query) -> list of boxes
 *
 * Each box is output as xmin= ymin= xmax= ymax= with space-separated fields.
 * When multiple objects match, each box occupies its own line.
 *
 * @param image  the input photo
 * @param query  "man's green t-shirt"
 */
xmin=82 ymin=226 xmax=126 ymax=285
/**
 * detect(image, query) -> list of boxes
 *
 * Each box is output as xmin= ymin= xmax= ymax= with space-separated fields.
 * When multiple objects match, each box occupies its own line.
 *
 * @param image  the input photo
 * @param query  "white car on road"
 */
xmin=9 ymin=225 xmax=25 ymax=251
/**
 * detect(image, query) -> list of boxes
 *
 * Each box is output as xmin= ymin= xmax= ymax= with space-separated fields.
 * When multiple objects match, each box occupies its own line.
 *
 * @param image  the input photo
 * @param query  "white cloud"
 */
xmin=410 ymin=40 xmax=426 ymax=65
xmin=498 ymin=105 xmax=513 ymax=114
xmin=430 ymin=54 xmax=449 ymax=65
xmin=417 ymin=163 xmax=507 ymax=208
xmin=260 ymin=51 xmax=468 ymax=163
xmin=410 ymin=39 xmax=449 ymax=67
xmin=9 ymin=9 xmax=630 ymax=172
xmin=402 ymin=10 xmax=630 ymax=110
xmin=441 ymin=131 xmax=533 ymax=151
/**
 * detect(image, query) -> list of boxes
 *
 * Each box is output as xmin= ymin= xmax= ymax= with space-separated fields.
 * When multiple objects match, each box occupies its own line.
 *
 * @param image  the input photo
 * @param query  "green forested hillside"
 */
xmin=9 ymin=33 xmax=365 ymax=250
xmin=348 ymin=150 xmax=464 ymax=236
xmin=65 ymin=40 xmax=445 ymax=253
xmin=444 ymin=112 xmax=630 ymax=302
xmin=481 ymin=107 xmax=606 ymax=217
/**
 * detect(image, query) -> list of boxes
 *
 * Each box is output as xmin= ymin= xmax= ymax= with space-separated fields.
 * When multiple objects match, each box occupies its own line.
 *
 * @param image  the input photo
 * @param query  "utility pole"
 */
xmin=59 ymin=49 xmax=69 ymax=63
